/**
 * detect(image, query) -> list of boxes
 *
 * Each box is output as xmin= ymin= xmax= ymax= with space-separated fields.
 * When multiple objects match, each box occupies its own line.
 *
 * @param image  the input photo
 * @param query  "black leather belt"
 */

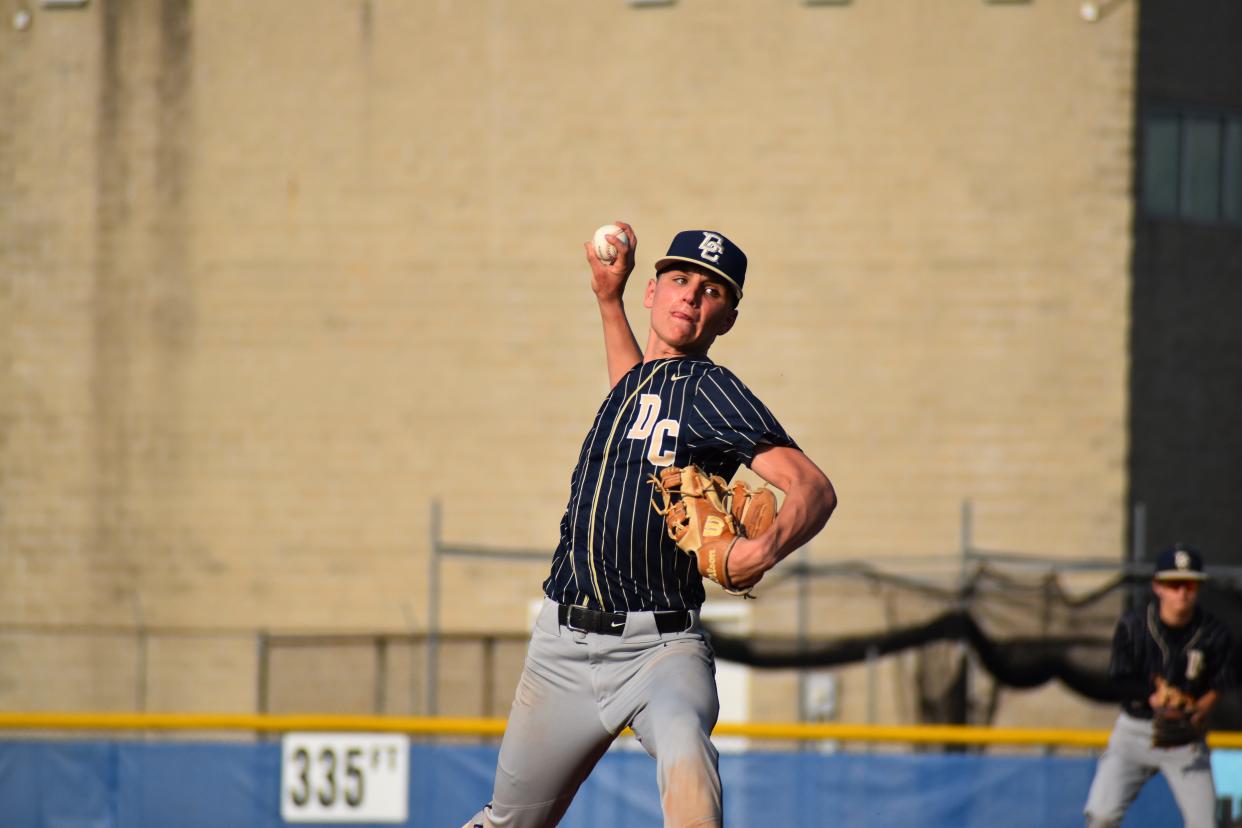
xmin=558 ymin=603 xmax=691 ymax=636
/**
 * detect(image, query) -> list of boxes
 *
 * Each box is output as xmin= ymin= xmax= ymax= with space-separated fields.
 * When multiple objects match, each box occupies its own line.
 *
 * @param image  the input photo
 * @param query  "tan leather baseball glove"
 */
xmin=649 ymin=465 xmax=778 ymax=598
xmin=1151 ymin=678 xmax=1204 ymax=748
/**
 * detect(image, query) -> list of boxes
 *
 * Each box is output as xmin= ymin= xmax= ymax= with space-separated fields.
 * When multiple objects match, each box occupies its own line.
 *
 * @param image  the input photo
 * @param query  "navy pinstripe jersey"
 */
xmin=1110 ymin=603 xmax=1234 ymax=719
xmin=542 ymin=355 xmax=798 ymax=612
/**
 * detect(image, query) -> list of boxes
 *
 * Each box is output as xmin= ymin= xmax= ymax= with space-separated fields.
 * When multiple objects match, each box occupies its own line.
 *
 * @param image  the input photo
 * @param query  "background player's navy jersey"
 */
xmin=1109 ymin=602 xmax=1234 ymax=719
xmin=543 ymin=356 xmax=798 ymax=612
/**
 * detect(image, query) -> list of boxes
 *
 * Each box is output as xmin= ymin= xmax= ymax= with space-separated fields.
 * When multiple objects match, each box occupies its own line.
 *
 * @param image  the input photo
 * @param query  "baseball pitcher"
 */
xmin=461 ymin=223 xmax=837 ymax=828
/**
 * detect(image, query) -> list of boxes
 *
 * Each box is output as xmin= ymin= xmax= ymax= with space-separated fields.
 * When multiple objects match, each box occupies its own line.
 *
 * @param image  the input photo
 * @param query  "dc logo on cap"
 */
xmin=698 ymin=232 xmax=725 ymax=263
xmin=655 ymin=228 xmax=748 ymax=302
xmin=1175 ymin=550 xmax=1191 ymax=570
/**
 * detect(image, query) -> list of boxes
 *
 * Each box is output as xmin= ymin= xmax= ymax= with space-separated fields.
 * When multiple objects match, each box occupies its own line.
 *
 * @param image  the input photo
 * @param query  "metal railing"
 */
xmin=2 ymin=711 xmax=1242 ymax=752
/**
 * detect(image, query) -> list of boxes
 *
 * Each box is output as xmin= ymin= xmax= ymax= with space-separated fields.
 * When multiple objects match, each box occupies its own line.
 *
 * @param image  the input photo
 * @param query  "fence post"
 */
xmin=428 ymin=501 xmax=441 ymax=716
xmin=957 ymin=499 xmax=973 ymax=728
xmin=256 ymin=630 xmax=269 ymax=714
xmin=482 ymin=637 xmax=495 ymax=717
xmin=375 ymin=636 xmax=388 ymax=715
xmin=796 ymin=544 xmax=810 ymax=728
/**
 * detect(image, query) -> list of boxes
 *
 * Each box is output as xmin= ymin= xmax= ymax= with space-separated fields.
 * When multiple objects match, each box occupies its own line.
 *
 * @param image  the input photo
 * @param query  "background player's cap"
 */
xmin=654 ymin=230 xmax=748 ymax=303
xmin=1153 ymin=543 xmax=1206 ymax=581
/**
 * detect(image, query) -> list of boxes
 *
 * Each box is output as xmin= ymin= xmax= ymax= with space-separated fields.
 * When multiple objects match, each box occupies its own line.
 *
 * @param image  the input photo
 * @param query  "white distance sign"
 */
xmin=280 ymin=732 xmax=409 ymax=823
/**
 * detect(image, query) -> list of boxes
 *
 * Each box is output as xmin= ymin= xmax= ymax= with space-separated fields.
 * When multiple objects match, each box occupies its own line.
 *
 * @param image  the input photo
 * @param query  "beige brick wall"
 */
xmin=2 ymin=0 xmax=1133 ymax=730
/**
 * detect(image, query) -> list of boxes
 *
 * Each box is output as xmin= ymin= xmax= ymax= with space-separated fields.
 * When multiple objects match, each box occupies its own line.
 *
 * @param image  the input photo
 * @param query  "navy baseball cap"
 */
xmin=654 ymin=230 xmax=748 ymax=303
xmin=1154 ymin=543 xmax=1206 ymax=581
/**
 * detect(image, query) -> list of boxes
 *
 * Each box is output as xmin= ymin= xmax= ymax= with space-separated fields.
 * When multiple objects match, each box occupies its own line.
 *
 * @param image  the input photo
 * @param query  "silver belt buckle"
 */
xmin=565 ymin=605 xmax=590 ymax=633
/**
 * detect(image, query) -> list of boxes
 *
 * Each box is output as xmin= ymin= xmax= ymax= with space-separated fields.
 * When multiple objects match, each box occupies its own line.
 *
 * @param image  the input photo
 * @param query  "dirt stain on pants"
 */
xmin=660 ymin=756 xmax=721 ymax=827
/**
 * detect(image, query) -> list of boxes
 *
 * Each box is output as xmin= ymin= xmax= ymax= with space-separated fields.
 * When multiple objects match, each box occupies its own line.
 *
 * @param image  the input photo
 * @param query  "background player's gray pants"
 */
xmin=1083 ymin=712 xmax=1217 ymax=828
xmin=464 ymin=598 xmax=721 ymax=828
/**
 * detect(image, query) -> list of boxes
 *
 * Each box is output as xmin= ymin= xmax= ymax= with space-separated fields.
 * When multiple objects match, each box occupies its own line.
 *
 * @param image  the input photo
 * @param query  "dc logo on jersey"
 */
xmin=626 ymin=393 xmax=679 ymax=466
xmin=698 ymin=233 xmax=725 ymax=263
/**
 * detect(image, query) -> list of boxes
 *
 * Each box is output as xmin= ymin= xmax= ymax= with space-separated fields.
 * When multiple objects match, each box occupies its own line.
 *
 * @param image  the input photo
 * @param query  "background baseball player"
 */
xmin=1083 ymin=544 xmax=1235 ymax=828
xmin=461 ymin=223 xmax=837 ymax=828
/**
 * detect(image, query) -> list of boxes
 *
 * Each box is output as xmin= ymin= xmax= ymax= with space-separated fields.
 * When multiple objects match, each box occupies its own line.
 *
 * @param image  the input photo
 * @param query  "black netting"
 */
xmin=702 ymin=561 xmax=1242 ymax=729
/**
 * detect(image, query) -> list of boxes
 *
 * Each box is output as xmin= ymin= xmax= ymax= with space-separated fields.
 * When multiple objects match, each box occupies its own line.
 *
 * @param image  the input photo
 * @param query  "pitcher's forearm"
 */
xmin=598 ymin=297 xmax=642 ymax=387
xmin=765 ymin=474 xmax=836 ymax=564
xmin=748 ymin=445 xmax=837 ymax=566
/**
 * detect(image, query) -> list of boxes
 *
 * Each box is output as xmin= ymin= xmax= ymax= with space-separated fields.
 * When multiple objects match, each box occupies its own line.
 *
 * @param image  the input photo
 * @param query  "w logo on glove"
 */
xmin=649 ymin=465 xmax=778 ymax=598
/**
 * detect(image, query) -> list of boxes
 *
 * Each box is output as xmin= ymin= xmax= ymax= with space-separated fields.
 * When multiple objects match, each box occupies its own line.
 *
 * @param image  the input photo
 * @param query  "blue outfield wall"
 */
xmin=0 ymin=740 xmax=1194 ymax=827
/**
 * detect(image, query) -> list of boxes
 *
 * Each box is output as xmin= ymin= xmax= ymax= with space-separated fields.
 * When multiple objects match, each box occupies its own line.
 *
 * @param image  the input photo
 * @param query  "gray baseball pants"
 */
xmin=463 ymin=598 xmax=721 ymax=828
xmin=1084 ymin=712 xmax=1217 ymax=828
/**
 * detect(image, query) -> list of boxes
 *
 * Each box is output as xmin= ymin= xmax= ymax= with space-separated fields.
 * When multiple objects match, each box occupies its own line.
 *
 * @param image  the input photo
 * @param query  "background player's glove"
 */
xmin=649 ymin=465 xmax=778 ymax=598
xmin=1150 ymin=680 xmax=1204 ymax=748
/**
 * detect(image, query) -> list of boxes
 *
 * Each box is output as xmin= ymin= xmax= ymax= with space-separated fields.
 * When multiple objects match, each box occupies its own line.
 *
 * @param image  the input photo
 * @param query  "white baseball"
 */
xmin=592 ymin=224 xmax=628 ymax=265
